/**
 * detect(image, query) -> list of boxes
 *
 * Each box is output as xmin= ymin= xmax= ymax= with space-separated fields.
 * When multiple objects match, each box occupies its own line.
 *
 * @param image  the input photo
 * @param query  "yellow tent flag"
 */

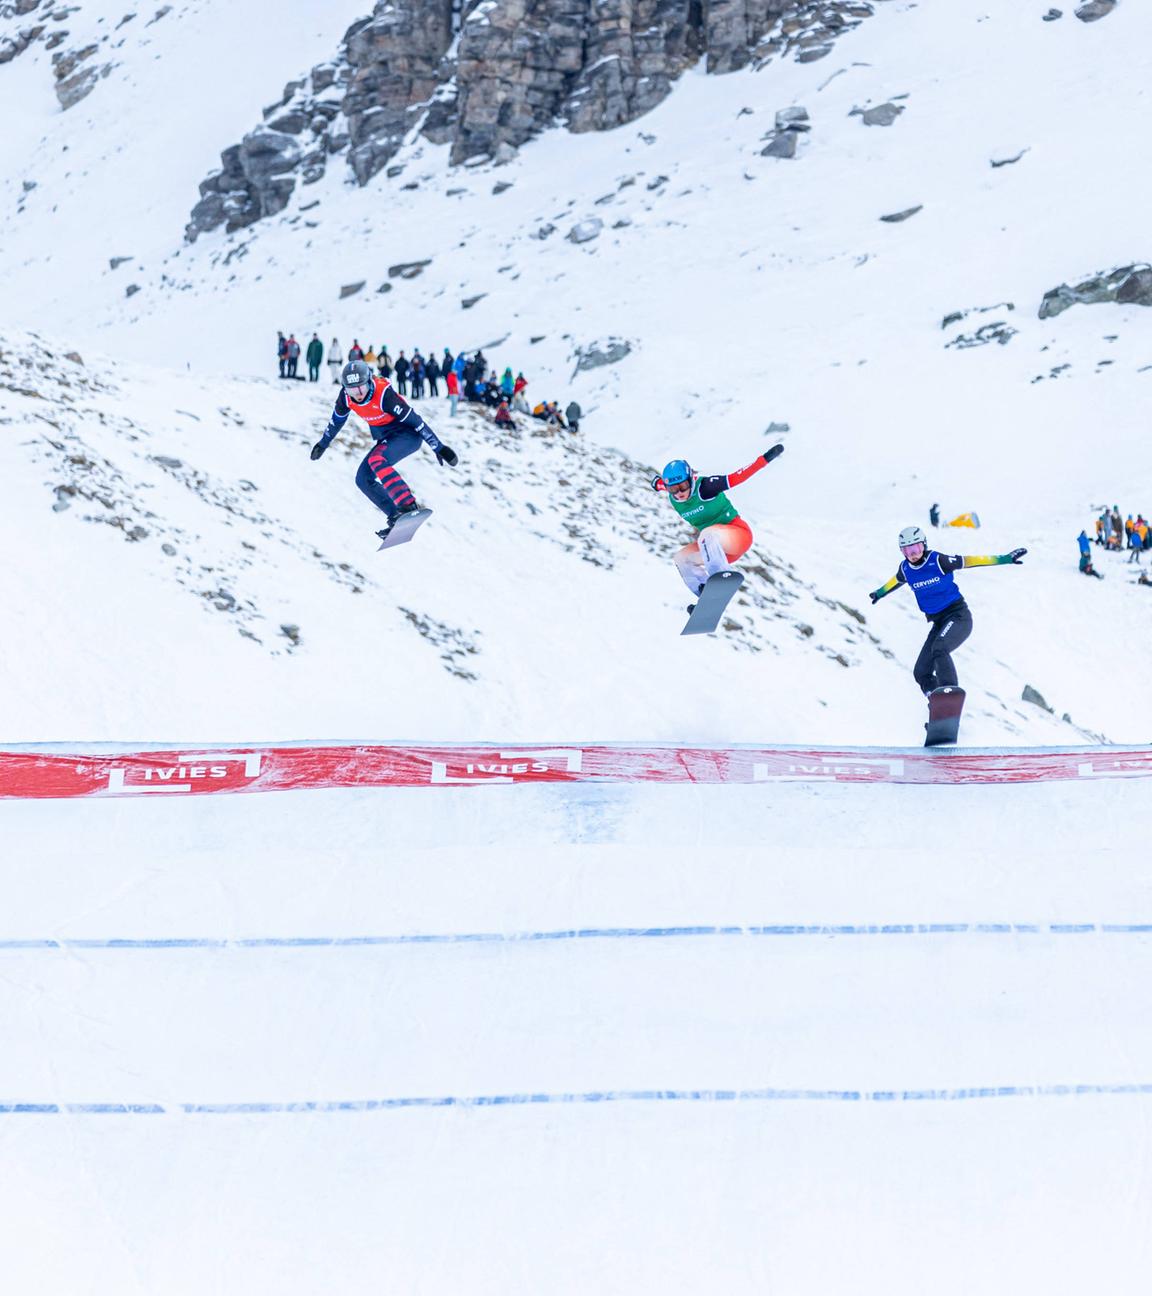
xmin=946 ymin=512 xmax=981 ymax=529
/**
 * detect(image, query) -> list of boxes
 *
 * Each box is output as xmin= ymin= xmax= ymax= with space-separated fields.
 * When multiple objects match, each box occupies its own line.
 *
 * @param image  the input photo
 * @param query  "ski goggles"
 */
xmin=667 ymin=478 xmax=692 ymax=497
xmin=900 ymin=542 xmax=926 ymax=560
xmin=345 ymin=380 xmax=372 ymax=403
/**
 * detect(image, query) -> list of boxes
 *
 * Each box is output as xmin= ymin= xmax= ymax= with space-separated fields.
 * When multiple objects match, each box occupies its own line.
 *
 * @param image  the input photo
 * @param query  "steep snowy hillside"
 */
xmin=2 ymin=0 xmax=1149 ymax=743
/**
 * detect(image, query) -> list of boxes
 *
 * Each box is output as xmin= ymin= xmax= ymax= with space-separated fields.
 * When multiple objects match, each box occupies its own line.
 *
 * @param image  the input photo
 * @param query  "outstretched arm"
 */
xmin=698 ymin=444 xmax=785 ymax=501
xmin=311 ymin=390 xmax=352 ymax=458
xmin=938 ymin=550 xmax=1027 ymax=571
xmin=868 ymin=570 xmax=905 ymax=605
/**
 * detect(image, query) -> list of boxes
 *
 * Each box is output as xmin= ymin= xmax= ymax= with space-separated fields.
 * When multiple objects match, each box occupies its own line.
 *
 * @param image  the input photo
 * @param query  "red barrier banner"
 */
xmin=1 ymin=742 xmax=1151 ymax=800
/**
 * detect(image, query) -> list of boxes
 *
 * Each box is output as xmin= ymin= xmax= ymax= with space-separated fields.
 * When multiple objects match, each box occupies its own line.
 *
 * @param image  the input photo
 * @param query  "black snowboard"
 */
xmin=924 ymin=685 xmax=966 ymax=747
xmin=682 ymin=570 xmax=745 ymax=636
xmin=377 ymin=508 xmax=433 ymax=551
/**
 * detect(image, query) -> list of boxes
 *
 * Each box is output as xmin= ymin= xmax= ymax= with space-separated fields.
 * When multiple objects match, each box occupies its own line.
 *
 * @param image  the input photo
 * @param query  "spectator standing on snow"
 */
xmin=306 ymin=334 xmax=323 ymax=382
xmin=411 ymin=353 xmax=426 ymax=400
xmin=426 ymin=354 xmax=441 ymax=397
xmin=442 ymin=348 xmax=455 ymax=377
xmin=565 ymin=401 xmax=582 ymax=433
xmin=285 ymin=335 xmax=301 ymax=379
xmin=328 ymin=339 xmax=343 ymax=384
xmin=395 ymin=351 xmax=410 ymax=396
xmin=445 ymin=366 xmax=460 ymax=417
xmin=364 ymin=344 xmax=377 ymax=370
xmin=512 ymin=372 xmax=529 ymax=413
xmin=277 ymin=332 xmax=288 ymax=379
xmin=348 ymin=340 xmax=364 ymax=363
xmin=501 ymin=367 xmax=515 ymax=400
xmin=378 ymin=348 xmax=393 ymax=380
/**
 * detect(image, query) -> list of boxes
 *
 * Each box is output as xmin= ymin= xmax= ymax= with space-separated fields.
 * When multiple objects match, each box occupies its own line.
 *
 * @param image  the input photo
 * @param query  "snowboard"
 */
xmin=377 ymin=508 xmax=433 ymax=551
xmin=924 ymin=685 xmax=966 ymax=747
xmin=681 ymin=570 xmax=745 ymax=636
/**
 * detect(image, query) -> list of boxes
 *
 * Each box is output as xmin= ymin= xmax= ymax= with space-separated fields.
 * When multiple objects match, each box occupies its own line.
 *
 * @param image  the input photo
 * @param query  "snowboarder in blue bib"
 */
xmin=868 ymin=525 xmax=1026 ymax=694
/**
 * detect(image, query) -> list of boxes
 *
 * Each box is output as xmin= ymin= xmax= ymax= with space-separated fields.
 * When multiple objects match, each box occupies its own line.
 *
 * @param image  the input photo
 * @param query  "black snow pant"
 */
xmin=308 ymin=363 xmax=320 ymax=382
xmin=914 ymin=600 xmax=973 ymax=693
xmin=354 ymin=431 xmax=422 ymax=521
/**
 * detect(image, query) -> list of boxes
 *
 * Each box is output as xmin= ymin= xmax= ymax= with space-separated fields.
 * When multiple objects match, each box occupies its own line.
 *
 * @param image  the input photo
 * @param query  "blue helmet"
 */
xmin=662 ymin=459 xmax=693 ymax=488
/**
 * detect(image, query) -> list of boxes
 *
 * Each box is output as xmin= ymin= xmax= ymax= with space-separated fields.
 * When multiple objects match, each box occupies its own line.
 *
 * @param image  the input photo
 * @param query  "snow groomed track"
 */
xmin=1 ymin=739 xmax=1150 ymax=797
xmin=4 ymin=751 xmax=1152 ymax=1293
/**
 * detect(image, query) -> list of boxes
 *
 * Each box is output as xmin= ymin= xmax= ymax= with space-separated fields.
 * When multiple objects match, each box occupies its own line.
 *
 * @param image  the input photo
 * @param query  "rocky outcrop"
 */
xmin=187 ymin=0 xmax=881 ymax=241
xmin=1039 ymin=264 xmax=1152 ymax=319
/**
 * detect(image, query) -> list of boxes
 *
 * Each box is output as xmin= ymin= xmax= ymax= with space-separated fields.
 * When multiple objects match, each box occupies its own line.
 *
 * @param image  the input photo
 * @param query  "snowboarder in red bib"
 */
xmin=652 ymin=445 xmax=784 ymax=602
xmin=868 ymin=526 xmax=1026 ymax=694
xmin=310 ymin=359 xmax=457 ymax=541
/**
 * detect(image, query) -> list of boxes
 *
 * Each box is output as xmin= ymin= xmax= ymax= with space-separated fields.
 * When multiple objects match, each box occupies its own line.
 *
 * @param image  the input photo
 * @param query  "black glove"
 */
xmin=1007 ymin=547 xmax=1027 ymax=564
xmin=868 ymin=591 xmax=881 ymax=605
xmin=310 ymin=440 xmax=327 ymax=461
xmin=435 ymin=446 xmax=458 ymax=467
xmin=764 ymin=444 xmax=785 ymax=464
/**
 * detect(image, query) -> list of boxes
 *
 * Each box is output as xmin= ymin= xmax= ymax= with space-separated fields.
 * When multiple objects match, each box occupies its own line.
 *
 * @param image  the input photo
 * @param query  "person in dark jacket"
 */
xmin=310 ymin=359 xmax=458 ymax=540
xmin=394 ymin=351 xmax=410 ymax=395
xmin=565 ymin=401 xmax=582 ymax=433
xmin=442 ymin=348 xmax=454 ymax=377
xmin=277 ymin=332 xmax=288 ymax=379
xmin=378 ymin=348 xmax=393 ymax=380
xmin=306 ymin=334 xmax=323 ymax=382
xmin=410 ymin=352 xmax=425 ymax=400
xmin=347 ymin=340 xmax=364 ymax=363
xmin=426 ymin=354 xmax=441 ymax=397
xmin=494 ymin=398 xmax=516 ymax=429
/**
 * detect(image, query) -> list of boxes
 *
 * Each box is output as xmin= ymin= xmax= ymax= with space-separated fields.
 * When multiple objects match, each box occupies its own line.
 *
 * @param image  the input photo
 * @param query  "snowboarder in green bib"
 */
xmin=652 ymin=445 xmax=784 ymax=600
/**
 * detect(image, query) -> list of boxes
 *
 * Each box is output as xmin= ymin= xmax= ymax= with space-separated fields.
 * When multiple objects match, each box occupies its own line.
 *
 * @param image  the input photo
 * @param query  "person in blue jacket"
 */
xmin=868 ymin=525 xmax=1026 ymax=694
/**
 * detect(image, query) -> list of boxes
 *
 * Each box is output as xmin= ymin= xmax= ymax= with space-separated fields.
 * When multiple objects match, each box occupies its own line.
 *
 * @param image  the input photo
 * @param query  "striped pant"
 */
xmin=354 ymin=431 xmax=421 ymax=520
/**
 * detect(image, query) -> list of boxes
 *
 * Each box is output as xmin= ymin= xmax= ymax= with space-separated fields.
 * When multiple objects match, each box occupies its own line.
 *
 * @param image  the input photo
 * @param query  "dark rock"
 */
xmin=388 ymin=259 xmax=431 ymax=279
xmin=125 ymin=283 xmax=141 ymax=297
xmin=1042 ymin=7 xmax=1062 ymax=17
xmin=492 ymin=180 xmax=513 ymax=195
xmin=532 ymin=223 xmax=556 ymax=240
xmin=187 ymin=0 xmax=881 ymax=235
xmin=775 ymin=106 xmax=810 ymax=132
xmin=880 ymin=205 xmax=923 ymax=223
xmin=152 ymin=455 xmax=183 ymax=468
xmin=853 ymin=101 xmax=904 ymax=126
xmin=568 ymin=218 xmax=603 ymax=244
xmin=945 ymin=321 xmax=1017 ymax=349
xmin=760 ymin=131 xmax=798 ymax=158
xmin=109 ymin=255 xmax=133 ymax=270
xmin=339 ymin=281 xmax=366 ymax=298
xmin=280 ymin=623 xmax=301 ymax=644
xmin=1039 ymin=264 xmax=1152 ymax=319
xmin=376 ymin=282 xmax=394 ymax=294
xmin=64 ymin=351 xmax=83 ymax=364
xmin=1022 ymin=684 xmax=1052 ymax=711
xmin=990 ymin=148 xmax=1028 ymax=167
xmin=461 ymin=294 xmax=487 ymax=309
xmin=574 ymin=337 xmax=631 ymax=371
xmin=1075 ymin=0 xmax=1115 ymax=19
xmin=161 ymin=543 xmax=177 ymax=556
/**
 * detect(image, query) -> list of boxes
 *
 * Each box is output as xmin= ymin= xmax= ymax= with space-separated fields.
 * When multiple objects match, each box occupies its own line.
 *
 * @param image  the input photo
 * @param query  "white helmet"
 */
xmin=896 ymin=523 xmax=927 ymax=549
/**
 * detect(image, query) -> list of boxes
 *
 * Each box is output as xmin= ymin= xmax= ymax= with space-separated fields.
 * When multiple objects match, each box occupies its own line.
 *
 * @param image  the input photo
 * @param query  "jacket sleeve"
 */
xmin=942 ymin=554 xmax=1014 ymax=571
xmin=869 ymin=570 xmax=905 ymax=601
xmin=698 ymin=446 xmax=784 ymax=500
xmin=318 ymin=390 xmax=352 ymax=447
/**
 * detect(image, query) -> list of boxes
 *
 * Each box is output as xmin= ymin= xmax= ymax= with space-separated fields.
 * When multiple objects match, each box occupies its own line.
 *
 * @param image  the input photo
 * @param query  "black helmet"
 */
xmin=341 ymin=359 xmax=374 ymax=403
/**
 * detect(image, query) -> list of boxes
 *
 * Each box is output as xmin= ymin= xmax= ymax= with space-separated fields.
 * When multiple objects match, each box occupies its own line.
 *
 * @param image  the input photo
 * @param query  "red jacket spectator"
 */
xmin=446 ymin=370 xmax=459 ymax=395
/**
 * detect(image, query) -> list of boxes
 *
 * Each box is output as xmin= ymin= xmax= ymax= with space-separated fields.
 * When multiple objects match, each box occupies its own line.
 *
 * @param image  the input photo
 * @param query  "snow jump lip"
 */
xmin=0 ymin=740 xmax=1150 ymax=800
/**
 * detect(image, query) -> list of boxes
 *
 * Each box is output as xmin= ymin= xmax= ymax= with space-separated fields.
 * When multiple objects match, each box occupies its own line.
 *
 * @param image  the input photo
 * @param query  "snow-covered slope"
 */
xmin=4 ymin=774 xmax=1152 ymax=1293
xmin=2 ymin=0 xmax=1150 ymax=744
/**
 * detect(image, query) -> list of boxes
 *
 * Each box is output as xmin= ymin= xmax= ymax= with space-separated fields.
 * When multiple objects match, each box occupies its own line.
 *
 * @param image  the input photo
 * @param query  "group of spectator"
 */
xmin=1077 ymin=506 xmax=1151 ymax=581
xmin=276 ymin=331 xmax=583 ymax=433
